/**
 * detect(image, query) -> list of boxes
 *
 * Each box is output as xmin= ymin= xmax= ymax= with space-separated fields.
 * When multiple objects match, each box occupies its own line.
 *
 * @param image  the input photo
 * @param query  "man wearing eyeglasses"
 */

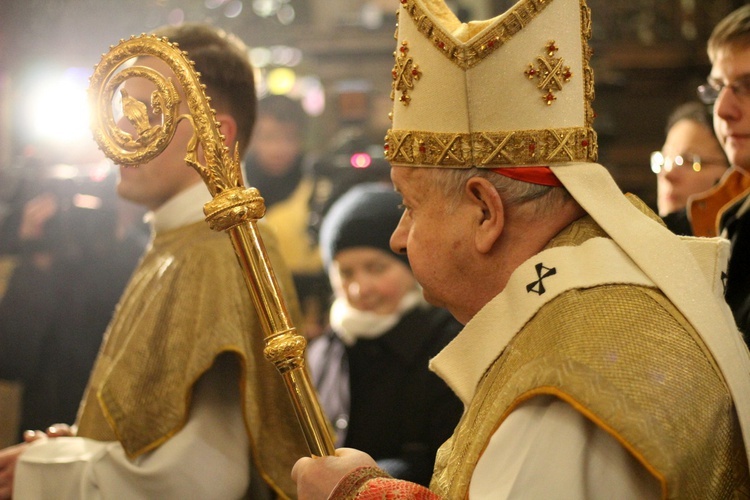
xmin=693 ymin=4 xmax=750 ymax=344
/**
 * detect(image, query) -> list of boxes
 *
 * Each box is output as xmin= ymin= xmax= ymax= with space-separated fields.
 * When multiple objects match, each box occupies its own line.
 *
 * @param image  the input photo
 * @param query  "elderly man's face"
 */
xmin=711 ymin=44 xmax=750 ymax=172
xmin=390 ymin=166 xmax=474 ymax=323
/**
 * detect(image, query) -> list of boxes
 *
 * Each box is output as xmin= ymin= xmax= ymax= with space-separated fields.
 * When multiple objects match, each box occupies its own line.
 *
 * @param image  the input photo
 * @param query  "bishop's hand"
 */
xmin=292 ymin=448 xmax=378 ymax=500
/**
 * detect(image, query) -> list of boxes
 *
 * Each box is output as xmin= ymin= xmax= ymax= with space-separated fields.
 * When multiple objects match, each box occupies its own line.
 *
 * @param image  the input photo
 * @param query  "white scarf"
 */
xmin=329 ymin=289 xmax=426 ymax=346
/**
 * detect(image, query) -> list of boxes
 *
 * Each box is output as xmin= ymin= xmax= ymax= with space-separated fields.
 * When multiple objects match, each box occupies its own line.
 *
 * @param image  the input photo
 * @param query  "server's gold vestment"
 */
xmin=76 ymin=220 xmax=308 ymax=498
xmin=263 ymin=177 xmax=322 ymax=275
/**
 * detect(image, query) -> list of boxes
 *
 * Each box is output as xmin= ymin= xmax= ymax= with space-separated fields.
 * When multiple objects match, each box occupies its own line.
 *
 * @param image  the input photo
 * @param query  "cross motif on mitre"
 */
xmin=391 ymin=41 xmax=422 ymax=106
xmin=524 ymin=41 xmax=572 ymax=106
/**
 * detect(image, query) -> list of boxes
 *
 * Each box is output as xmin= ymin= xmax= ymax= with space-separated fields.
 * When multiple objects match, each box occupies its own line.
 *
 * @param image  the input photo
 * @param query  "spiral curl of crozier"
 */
xmin=88 ymin=34 xmax=261 ymax=228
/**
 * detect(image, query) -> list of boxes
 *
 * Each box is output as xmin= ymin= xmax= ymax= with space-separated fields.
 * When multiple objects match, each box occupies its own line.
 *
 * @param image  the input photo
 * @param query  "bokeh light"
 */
xmin=24 ymin=67 xmax=92 ymax=145
xmin=350 ymin=153 xmax=372 ymax=169
xmin=266 ymin=67 xmax=296 ymax=95
xmin=224 ymin=0 xmax=243 ymax=18
xmin=167 ymin=8 xmax=185 ymax=25
xmin=205 ymin=0 xmax=227 ymax=8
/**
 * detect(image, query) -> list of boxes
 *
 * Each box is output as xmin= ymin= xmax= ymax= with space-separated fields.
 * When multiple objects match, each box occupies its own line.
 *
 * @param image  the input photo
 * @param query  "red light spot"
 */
xmin=350 ymin=153 xmax=372 ymax=169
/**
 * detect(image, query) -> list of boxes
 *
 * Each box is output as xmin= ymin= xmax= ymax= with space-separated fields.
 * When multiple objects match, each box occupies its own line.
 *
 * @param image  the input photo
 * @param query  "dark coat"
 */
xmin=0 ymin=230 xmax=144 ymax=438
xmin=722 ymin=195 xmax=750 ymax=345
xmin=309 ymin=305 xmax=463 ymax=487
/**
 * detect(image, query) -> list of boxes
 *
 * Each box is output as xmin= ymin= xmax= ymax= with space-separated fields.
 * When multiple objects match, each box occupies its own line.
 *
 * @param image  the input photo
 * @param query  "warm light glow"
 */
xmin=266 ymin=67 xmax=296 ymax=95
xmin=650 ymin=151 xmax=663 ymax=174
xmin=73 ymin=193 xmax=103 ymax=210
xmin=252 ymin=0 xmax=278 ymax=17
xmin=26 ymin=68 xmax=91 ymax=145
xmin=48 ymin=163 xmax=80 ymax=179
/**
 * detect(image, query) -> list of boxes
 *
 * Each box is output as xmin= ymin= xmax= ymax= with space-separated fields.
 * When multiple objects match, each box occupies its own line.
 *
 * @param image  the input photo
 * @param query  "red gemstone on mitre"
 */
xmin=581 ymin=140 xmax=589 ymax=147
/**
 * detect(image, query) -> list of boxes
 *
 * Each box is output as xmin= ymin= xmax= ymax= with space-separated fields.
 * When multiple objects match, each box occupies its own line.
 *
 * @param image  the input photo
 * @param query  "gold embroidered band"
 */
xmin=397 ymin=0 xmax=554 ymax=70
xmin=385 ymin=126 xmax=598 ymax=167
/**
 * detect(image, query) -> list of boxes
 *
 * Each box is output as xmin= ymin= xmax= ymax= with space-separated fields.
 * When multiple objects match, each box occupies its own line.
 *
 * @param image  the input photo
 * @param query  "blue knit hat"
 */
xmin=319 ymin=182 xmax=408 ymax=269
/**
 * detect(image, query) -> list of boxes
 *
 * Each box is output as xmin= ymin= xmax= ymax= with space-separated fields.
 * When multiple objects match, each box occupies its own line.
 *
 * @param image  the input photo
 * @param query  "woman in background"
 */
xmin=652 ymin=100 xmax=729 ymax=234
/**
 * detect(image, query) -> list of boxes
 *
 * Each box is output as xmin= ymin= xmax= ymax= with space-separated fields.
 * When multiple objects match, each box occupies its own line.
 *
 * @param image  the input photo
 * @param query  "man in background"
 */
xmin=693 ymin=4 xmax=750 ymax=341
xmin=244 ymin=95 xmax=331 ymax=340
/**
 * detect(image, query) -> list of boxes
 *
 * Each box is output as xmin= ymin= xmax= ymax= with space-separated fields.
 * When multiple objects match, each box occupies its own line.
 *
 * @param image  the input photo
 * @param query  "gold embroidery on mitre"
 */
xmin=525 ymin=41 xmax=573 ymax=106
xmin=391 ymin=41 xmax=422 ymax=106
xmin=398 ymin=0 xmax=552 ymax=70
xmin=385 ymin=127 xmax=597 ymax=167
xmin=392 ymin=0 xmax=596 ymax=131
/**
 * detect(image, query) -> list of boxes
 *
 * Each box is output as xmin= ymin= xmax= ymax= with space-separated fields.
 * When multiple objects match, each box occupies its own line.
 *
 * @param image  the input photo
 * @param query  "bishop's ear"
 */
xmin=464 ymin=177 xmax=505 ymax=254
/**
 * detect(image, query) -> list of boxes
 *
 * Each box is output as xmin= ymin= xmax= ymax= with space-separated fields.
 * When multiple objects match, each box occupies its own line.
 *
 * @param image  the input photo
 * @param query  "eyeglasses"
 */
xmin=697 ymin=76 xmax=750 ymax=105
xmin=650 ymin=152 xmax=727 ymax=174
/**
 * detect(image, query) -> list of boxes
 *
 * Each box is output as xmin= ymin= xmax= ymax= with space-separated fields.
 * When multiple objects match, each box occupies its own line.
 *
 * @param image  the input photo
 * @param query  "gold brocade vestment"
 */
xmin=430 ymin=214 xmax=750 ymax=499
xmin=75 ymin=221 xmax=308 ymax=498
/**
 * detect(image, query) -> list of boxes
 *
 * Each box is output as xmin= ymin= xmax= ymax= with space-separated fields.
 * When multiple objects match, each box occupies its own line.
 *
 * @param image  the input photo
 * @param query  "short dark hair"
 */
xmin=665 ymin=101 xmax=712 ymax=135
xmin=708 ymin=5 xmax=750 ymax=62
xmin=257 ymin=94 xmax=307 ymax=128
xmin=152 ymin=23 xmax=256 ymax=155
